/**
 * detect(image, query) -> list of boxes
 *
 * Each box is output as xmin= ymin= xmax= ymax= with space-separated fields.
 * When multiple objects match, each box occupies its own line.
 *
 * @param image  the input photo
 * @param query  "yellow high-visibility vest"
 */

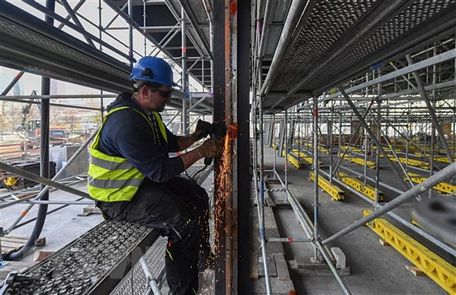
xmin=87 ymin=106 xmax=167 ymax=202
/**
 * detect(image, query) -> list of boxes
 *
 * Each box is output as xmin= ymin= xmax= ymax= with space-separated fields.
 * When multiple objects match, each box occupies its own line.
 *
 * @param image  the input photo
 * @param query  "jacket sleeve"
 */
xmin=108 ymin=115 xmax=184 ymax=183
xmin=165 ymin=127 xmax=179 ymax=153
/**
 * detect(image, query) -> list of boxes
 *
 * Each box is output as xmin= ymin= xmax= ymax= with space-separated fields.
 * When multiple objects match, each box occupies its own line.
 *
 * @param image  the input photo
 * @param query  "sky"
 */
xmin=1 ymin=0 xmax=204 ymax=98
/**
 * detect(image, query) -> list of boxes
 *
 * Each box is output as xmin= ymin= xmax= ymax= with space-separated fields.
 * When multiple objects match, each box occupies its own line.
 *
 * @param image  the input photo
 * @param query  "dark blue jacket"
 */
xmin=98 ymin=93 xmax=184 ymax=183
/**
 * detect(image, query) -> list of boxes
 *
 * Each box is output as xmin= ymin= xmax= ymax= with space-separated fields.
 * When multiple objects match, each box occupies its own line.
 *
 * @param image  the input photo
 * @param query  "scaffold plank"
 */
xmin=2 ymin=221 xmax=159 ymax=295
xmin=309 ymin=171 xmax=344 ymax=201
xmin=338 ymin=172 xmax=384 ymax=201
xmin=406 ymin=173 xmax=456 ymax=195
xmin=362 ymin=209 xmax=456 ymax=294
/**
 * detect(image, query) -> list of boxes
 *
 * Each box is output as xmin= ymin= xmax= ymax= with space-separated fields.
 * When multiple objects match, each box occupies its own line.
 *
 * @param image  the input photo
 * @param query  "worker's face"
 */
xmin=142 ymin=84 xmax=172 ymax=112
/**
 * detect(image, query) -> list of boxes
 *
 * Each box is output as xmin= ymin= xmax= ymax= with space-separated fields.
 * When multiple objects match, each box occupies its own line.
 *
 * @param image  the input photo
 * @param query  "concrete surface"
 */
xmin=262 ymin=146 xmax=447 ymax=295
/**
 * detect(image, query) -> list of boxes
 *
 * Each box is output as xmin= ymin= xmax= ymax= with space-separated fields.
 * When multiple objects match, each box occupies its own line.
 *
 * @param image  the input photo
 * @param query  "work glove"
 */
xmin=191 ymin=120 xmax=212 ymax=141
xmin=196 ymin=139 xmax=223 ymax=158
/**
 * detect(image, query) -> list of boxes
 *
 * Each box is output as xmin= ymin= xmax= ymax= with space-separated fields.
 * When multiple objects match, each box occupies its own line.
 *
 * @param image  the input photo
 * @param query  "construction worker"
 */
xmin=87 ymin=56 xmax=222 ymax=294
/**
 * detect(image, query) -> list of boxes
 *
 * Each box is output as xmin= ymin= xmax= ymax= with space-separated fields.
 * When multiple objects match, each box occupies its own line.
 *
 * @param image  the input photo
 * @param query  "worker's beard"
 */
xmin=156 ymin=103 xmax=165 ymax=112
xmin=148 ymin=102 xmax=165 ymax=113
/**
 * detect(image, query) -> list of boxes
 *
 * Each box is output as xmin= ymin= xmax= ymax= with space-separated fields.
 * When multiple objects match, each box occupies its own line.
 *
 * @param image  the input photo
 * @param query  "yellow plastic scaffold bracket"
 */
xmin=338 ymin=172 xmax=384 ymax=201
xmin=362 ymin=209 xmax=456 ymax=294
xmin=286 ymin=153 xmax=302 ymax=169
xmin=405 ymin=173 xmax=456 ymax=195
xmin=309 ymin=171 xmax=344 ymax=201
xmin=338 ymin=153 xmax=376 ymax=169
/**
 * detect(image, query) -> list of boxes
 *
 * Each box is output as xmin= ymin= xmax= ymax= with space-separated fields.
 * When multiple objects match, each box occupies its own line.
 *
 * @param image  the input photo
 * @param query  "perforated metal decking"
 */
xmin=262 ymin=0 xmax=456 ymax=110
xmin=0 ymin=1 xmax=131 ymax=94
xmin=0 ymin=1 xmax=211 ymax=115
xmin=3 ymin=221 xmax=159 ymax=295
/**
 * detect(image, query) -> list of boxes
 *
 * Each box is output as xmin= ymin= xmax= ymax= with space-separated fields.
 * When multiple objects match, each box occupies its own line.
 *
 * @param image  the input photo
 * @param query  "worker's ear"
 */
xmin=139 ymin=84 xmax=150 ymax=99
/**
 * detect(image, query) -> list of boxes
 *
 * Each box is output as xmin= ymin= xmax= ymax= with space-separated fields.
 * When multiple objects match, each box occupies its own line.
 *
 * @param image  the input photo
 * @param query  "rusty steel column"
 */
xmin=213 ymin=0 xmax=226 ymax=293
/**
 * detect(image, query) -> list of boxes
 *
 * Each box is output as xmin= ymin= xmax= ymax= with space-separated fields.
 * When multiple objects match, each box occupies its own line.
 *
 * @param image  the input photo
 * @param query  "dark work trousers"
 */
xmin=96 ymin=177 xmax=210 ymax=295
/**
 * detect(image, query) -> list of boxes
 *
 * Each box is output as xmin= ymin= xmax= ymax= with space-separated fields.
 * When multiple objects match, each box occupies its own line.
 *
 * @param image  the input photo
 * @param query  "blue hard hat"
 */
xmin=130 ymin=56 xmax=177 ymax=87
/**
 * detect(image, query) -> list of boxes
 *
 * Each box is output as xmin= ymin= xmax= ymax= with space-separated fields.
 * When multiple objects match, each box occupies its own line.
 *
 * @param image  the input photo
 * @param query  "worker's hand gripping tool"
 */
xmin=204 ymin=122 xmax=226 ymax=165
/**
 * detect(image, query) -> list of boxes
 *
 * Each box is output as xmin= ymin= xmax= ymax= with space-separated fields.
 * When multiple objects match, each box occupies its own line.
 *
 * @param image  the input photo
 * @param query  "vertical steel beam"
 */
xmin=213 ymin=0 xmax=225 ymax=292
xmin=406 ymin=54 xmax=454 ymax=163
xmin=181 ymin=7 xmax=189 ymax=135
xmin=237 ymin=1 xmax=251 ymax=292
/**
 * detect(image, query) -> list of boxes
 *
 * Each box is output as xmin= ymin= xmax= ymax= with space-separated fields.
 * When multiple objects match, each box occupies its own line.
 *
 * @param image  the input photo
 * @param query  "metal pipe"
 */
xmin=143 ymin=0 xmax=147 ymax=56
xmin=253 ymin=98 xmax=272 ymax=294
xmin=331 ymin=100 xmax=375 ymax=178
xmin=319 ymin=49 xmax=456 ymax=103
xmin=151 ymin=24 xmax=181 ymax=56
xmin=312 ymin=96 xmax=321 ymax=262
xmin=272 ymin=115 xmax=277 ymax=175
xmin=257 ymin=45 xmax=272 ymax=295
xmin=329 ymin=105 xmax=334 ymax=182
xmin=12 ymin=197 xmax=86 ymax=231
xmin=259 ymin=0 xmax=310 ymax=96
xmin=0 ymin=163 xmax=92 ymax=200
xmin=284 ymin=109 xmax=288 ymax=189
xmin=322 ymin=162 xmax=456 ymax=245
xmin=187 ymin=96 xmax=209 ymax=111
xmin=4 ymin=0 xmax=54 ymax=260
xmin=60 ymin=0 xmax=95 ymax=47
xmin=282 ymin=182 xmax=351 ymax=294
xmin=57 ymin=0 xmax=86 ymax=30
xmin=319 ymin=168 xmax=456 ymax=257
xmin=339 ymin=165 xmax=404 ymax=195
xmin=0 ymin=94 xmax=116 ymax=99
xmin=1 ymin=71 xmax=24 ymax=96
xmin=340 ymin=89 xmax=409 ymax=190
xmin=375 ymin=97 xmax=381 ymax=203
xmin=104 ymin=2 xmax=127 ymax=30
xmin=139 ymin=257 xmax=162 ymax=295
xmin=258 ymin=0 xmax=272 ymax=58
xmin=128 ymin=0 xmax=133 ymax=66
xmin=22 ymin=0 xmax=132 ymax=62
xmin=2 ymin=133 xmax=95 ymax=234
xmin=0 ymin=97 xmax=102 ymax=111
xmin=406 ymin=54 xmax=454 ymax=163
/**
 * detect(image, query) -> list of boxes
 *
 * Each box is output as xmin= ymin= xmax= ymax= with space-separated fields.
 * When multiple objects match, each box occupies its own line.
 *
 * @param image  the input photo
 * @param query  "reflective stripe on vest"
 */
xmin=87 ymin=105 xmax=167 ymax=202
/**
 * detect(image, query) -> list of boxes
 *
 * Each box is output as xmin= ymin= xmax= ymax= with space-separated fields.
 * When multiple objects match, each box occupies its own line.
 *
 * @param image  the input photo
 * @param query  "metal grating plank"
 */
xmin=3 ymin=221 xmax=158 ymax=295
xmin=110 ymin=238 xmax=167 ymax=295
xmin=264 ymin=0 xmax=456 ymax=109
xmin=271 ymin=0 xmax=379 ymax=91
xmin=310 ymin=0 xmax=456 ymax=91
